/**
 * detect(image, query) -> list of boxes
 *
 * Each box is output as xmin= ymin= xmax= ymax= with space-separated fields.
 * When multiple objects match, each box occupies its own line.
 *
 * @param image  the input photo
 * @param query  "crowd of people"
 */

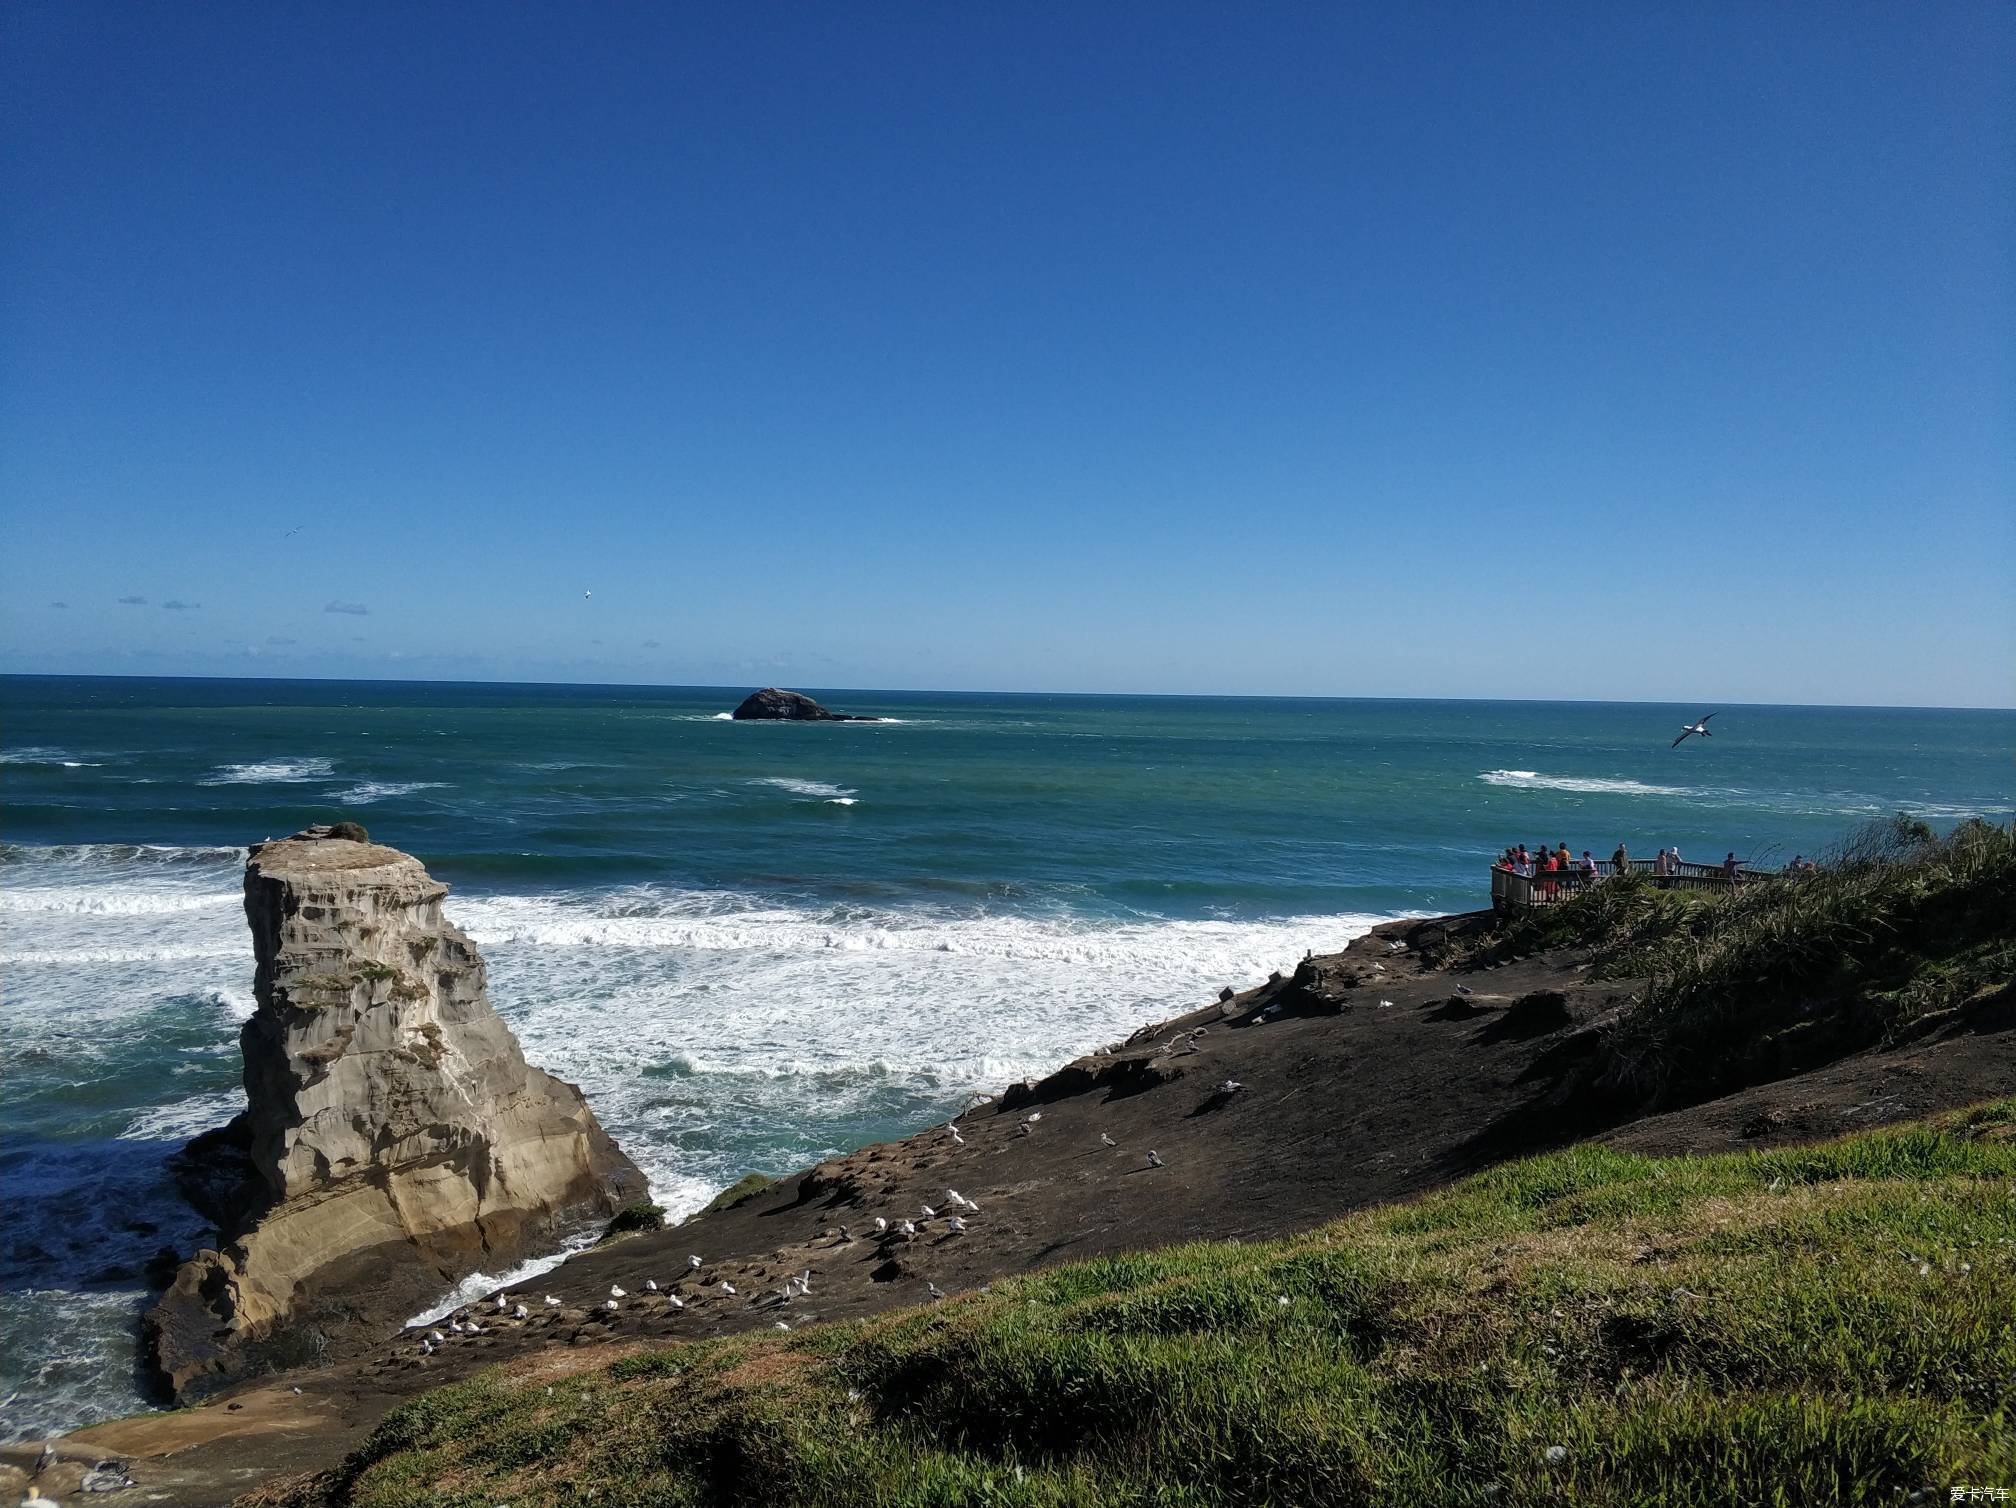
xmin=1494 ymin=840 xmax=1764 ymax=899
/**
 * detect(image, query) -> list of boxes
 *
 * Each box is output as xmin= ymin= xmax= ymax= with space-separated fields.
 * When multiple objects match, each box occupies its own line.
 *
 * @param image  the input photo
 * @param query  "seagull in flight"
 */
xmin=1671 ymin=712 xmax=1716 ymax=748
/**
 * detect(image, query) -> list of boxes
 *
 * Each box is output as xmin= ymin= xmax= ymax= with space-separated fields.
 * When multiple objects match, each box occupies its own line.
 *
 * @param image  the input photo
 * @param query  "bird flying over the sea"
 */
xmin=1671 ymin=713 xmax=1717 ymax=748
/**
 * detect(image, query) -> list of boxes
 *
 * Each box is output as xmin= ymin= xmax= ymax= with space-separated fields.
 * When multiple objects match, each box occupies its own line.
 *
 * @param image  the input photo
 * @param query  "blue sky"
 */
xmin=2 ymin=4 xmax=2010 ymax=706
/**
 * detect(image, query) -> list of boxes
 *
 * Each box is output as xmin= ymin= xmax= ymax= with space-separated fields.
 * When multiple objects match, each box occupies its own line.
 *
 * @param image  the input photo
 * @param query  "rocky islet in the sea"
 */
xmin=144 ymin=824 xmax=644 ymax=1400
xmin=729 ymin=687 xmax=883 ymax=721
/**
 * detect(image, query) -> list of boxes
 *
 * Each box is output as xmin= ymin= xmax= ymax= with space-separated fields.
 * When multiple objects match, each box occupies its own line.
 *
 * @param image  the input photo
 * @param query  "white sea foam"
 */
xmin=118 ymin=1090 xmax=246 ymax=1143
xmin=453 ymin=884 xmax=1389 ymax=1229
xmin=751 ymin=776 xmax=858 ymax=801
xmin=0 ymin=842 xmax=243 ymax=866
xmin=200 ymin=757 xmax=336 ymax=785
xmin=0 ymin=887 xmax=236 ymax=917
xmin=0 ymin=746 xmax=97 ymax=766
xmin=334 ymin=780 xmax=447 ymax=804
xmin=1479 ymin=770 xmax=1687 ymax=797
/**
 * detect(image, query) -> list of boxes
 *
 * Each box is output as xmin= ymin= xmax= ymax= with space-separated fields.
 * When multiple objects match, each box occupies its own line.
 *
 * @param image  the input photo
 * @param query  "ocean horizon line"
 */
xmin=2 ymin=671 xmax=2010 ymax=717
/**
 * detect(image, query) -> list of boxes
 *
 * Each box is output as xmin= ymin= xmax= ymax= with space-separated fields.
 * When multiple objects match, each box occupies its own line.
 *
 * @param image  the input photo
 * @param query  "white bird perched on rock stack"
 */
xmin=793 ymin=1270 xmax=812 ymax=1295
xmin=544 ymin=1294 xmax=562 ymax=1307
xmin=946 ymin=1216 xmax=967 ymax=1233
xmin=494 ymin=1294 xmax=510 ymax=1311
xmin=719 ymin=1280 xmax=737 ymax=1295
xmin=1218 ymin=1080 xmax=1243 ymax=1095
xmin=644 ymin=1279 xmax=658 ymax=1292
xmin=666 ymin=1293 xmax=685 ymax=1309
xmin=689 ymin=1254 xmax=704 ymax=1270
xmin=874 ymin=1216 xmax=889 ymax=1233
xmin=920 ymin=1204 xmax=936 ymax=1219
xmin=512 ymin=1304 xmax=531 ymax=1320
xmin=609 ymin=1284 xmax=626 ymax=1299
xmin=948 ymin=1125 xmax=965 ymax=1146
xmin=448 ymin=1320 xmax=465 ymax=1333
xmin=430 ymin=1329 xmax=447 ymax=1344
xmin=602 ymin=1299 xmax=619 ymax=1312
xmin=899 ymin=1219 xmax=917 ymax=1237
xmin=1146 ymin=1150 xmax=1165 ymax=1169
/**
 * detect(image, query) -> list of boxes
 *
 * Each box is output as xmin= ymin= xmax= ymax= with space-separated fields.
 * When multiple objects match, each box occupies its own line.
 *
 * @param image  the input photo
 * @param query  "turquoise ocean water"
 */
xmin=2 ymin=675 xmax=2010 ymax=1439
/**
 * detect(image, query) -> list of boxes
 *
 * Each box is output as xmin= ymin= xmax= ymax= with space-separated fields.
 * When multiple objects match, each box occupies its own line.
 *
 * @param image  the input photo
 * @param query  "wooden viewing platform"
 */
xmin=1490 ymin=857 xmax=1781 ymax=911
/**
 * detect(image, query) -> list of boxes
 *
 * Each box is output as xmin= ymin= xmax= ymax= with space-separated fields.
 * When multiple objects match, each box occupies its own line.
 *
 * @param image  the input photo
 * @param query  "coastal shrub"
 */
xmin=599 ymin=1201 xmax=667 ymax=1241
xmin=1594 ymin=817 xmax=2014 ymax=1103
xmin=1485 ymin=817 xmax=2015 ymax=1108
xmin=292 ymin=1098 xmax=2016 ymax=1508
xmin=698 ymin=1171 xmax=778 ymax=1216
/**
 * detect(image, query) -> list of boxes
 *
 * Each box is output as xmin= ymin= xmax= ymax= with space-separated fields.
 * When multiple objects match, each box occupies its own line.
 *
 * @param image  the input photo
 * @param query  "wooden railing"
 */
xmin=1490 ymin=858 xmax=1781 ymax=910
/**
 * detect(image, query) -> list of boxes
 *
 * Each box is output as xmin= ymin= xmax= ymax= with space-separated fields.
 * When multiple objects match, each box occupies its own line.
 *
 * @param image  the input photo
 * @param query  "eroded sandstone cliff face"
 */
xmin=146 ymin=826 xmax=644 ymax=1399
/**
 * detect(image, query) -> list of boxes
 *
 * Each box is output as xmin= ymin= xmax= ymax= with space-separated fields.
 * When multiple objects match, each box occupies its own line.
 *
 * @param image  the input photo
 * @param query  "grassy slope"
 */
xmin=1494 ymin=818 xmax=2016 ymax=1106
xmin=281 ymin=1100 xmax=2016 ymax=1508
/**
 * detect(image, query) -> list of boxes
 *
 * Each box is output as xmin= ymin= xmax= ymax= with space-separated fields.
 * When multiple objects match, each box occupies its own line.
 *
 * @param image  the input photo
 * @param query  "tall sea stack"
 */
xmin=145 ymin=826 xmax=645 ymax=1399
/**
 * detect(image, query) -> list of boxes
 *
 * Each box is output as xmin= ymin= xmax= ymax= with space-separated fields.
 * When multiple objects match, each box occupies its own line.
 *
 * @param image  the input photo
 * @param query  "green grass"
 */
xmin=697 ymin=1171 xmax=779 ymax=1217
xmin=1493 ymin=817 xmax=2015 ymax=1106
xmin=278 ymin=1100 xmax=2016 ymax=1508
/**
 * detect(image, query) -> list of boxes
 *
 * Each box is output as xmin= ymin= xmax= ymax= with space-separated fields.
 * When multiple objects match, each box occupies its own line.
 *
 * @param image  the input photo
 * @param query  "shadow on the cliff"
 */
xmin=0 ymin=1133 xmax=210 ymax=1294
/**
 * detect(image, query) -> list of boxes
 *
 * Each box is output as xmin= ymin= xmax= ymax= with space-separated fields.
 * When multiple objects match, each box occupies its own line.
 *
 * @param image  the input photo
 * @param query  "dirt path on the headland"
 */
xmin=13 ymin=915 xmax=2011 ymax=1507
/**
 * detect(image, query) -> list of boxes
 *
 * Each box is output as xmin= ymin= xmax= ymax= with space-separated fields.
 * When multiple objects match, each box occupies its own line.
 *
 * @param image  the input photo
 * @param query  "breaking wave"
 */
xmin=200 ymin=758 xmax=335 ymax=785
xmin=751 ymin=776 xmax=858 ymax=801
xmin=1478 ymin=769 xmax=1687 ymax=797
xmin=334 ymin=781 xmax=447 ymax=804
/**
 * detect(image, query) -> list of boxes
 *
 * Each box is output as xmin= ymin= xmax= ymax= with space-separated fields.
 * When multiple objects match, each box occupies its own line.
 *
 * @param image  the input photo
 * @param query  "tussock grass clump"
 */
xmin=1497 ymin=818 xmax=2015 ymax=1106
xmin=287 ymin=1102 xmax=2016 ymax=1507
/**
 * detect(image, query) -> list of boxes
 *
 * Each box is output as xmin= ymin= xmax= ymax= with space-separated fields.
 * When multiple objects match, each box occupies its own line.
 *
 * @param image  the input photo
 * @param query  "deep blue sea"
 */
xmin=2 ymin=675 xmax=2011 ymax=1439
